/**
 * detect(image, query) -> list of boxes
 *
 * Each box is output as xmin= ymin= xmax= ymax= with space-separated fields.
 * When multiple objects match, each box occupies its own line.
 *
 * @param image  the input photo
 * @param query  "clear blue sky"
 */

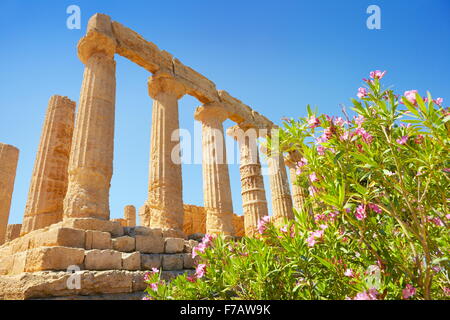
xmin=1 ymin=0 xmax=449 ymax=224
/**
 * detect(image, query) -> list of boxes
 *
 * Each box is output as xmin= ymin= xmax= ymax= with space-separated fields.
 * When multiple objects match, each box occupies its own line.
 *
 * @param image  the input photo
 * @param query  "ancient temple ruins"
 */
xmin=0 ymin=14 xmax=304 ymax=299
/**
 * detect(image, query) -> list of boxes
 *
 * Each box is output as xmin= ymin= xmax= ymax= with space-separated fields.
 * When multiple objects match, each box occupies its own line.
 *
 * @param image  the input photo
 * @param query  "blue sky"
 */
xmin=1 ymin=0 xmax=449 ymax=224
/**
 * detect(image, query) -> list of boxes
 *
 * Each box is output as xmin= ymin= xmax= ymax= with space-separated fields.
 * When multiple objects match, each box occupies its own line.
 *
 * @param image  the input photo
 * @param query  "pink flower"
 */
xmin=295 ymin=158 xmax=308 ymax=174
xmin=307 ymin=115 xmax=321 ymax=128
xmin=144 ymin=272 xmax=151 ymax=282
xmin=340 ymin=131 xmax=351 ymax=141
xmin=142 ymin=296 xmax=151 ymax=300
xmin=334 ymin=117 xmax=345 ymax=127
xmin=150 ymin=282 xmax=159 ymax=292
xmin=309 ymin=172 xmax=319 ymax=183
xmin=444 ymin=287 xmax=450 ymax=296
xmin=427 ymin=216 xmax=444 ymax=227
xmin=355 ymin=205 xmax=367 ymax=221
xmin=370 ymin=70 xmax=386 ymax=80
xmin=151 ymin=267 xmax=159 ymax=273
xmin=280 ymin=225 xmax=288 ymax=233
xmin=257 ymin=216 xmax=271 ymax=234
xmin=402 ymin=284 xmax=416 ymax=299
xmin=357 ymin=87 xmax=368 ymax=99
xmin=323 ymin=127 xmax=334 ymax=140
xmin=202 ymin=234 xmax=214 ymax=246
xmin=309 ymin=185 xmax=319 ymax=196
xmin=344 ymin=268 xmax=355 ymax=277
xmin=414 ymin=134 xmax=424 ymax=144
xmin=316 ymin=145 xmax=326 ymax=155
xmin=192 ymin=242 xmax=207 ymax=258
xmin=195 ymin=264 xmax=207 ymax=279
xmin=187 ymin=275 xmax=197 ymax=283
xmin=354 ymin=115 xmax=365 ymax=127
xmin=368 ymin=203 xmax=382 ymax=214
xmin=306 ymin=229 xmax=325 ymax=247
xmin=353 ymin=288 xmax=379 ymax=300
xmin=403 ymin=90 xmax=418 ymax=105
xmin=396 ymin=136 xmax=408 ymax=145
xmin=434 ymin=97 xmax=443 ymax=106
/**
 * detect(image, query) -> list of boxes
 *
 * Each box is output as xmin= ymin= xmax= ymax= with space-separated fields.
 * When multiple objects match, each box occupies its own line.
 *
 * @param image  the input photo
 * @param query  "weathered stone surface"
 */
xmin=267 ymin=152 xmax=294 ymax=223
xmin=21 ymin=95 xmax=76 ymax=236
xmin=112 ymin=236 xmax=135 ymax=252
xmin=183 ymin=253 xmax=196 ymax=269
xmin=141 ymin=254 xmax=161 ymax=270
xmin=29 ymin=226 xmax=86 ymax=249
xmin=123 ymin=226 xmax=161 ymax=238
xmin=85 ymin=230 xmax=111 ymax=250
xmin=183 ymin=239 xmax=198 ymax=253
xmin=84 ymin=250 xmax=122 ymax=270
xmin=145 ymin=73 xmax=185 ymax=233
xmin=124 ymin=205 xmax=136 ymax=227
xmin=194 ymin=104 xmax=235 ymax=235
xmin=0 ymin=143 xmax=19 ymax=245
xmin=63 ymin=32 xmax=116 ymax=220
xmin=5 ymin=224 xmax=21 ymax=242
xmin=62 ymin=218 xmax=114 ymax=233
xmin=24 ymin=247 xmax=85 ymax=273
xmin=164 ymin=237 xmax=185 ymax=253
xmin=183 ymin=204 xmax=206 ymax=235
xmin=228 ymin=125 xmax=268 ymax=237
xmin=121 ymin=252 xmax=140 ymax=271
xmin=161 ymin=254 xmax=184 ymax=271
xmin=135 ymin=235 xmax=164 ymax=254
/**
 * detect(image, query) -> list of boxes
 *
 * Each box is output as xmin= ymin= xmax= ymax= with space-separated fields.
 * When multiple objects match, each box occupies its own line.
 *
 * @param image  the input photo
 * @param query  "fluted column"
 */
xmin=0 ymin=143 xmax=19 ymax=245
xmin=63 ymin=14 xmax=117 ymax=220
xmin=228 ymin=125 xmax=268 ymax=237
xmin=285 ymin=151 xmax=307 ymax=213
xmin=194 ymin=104 xmax=235 ymax=235
xmin=21 ymin=96 xmax=75 ymax=235
xmin=267 ymin=148 xmax=294 ymax=224
xmin=124 ymin=205 xmax=136 ymax=227
xmin=146 ymin=72 xmax=185 ymax=232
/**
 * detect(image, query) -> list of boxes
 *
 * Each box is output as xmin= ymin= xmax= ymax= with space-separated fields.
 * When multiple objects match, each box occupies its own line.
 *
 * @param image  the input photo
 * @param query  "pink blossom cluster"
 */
xmin=257 ymin=216 xmax=271 ymax=234
xmin=314 ymin=211 xmax=339 ymax=224
xmin=348 ymin=288 xmax=379 ymax=300
xmin=307 ymin=115 xmax=321 ymax=129
xmin=355 ymin=205 xmax=367 ymax=221
xmin=295 ymin=157 xmax=308 ymax=175
xmin=402 ymin=284 xmax=416 ymax=299
xmin=368 ymin=203 xmax=382 ymax=214
xmin=192 ymin=234 xmax=215 ymax=258
xmin=306 ymin=225 xmax=327 ymax=247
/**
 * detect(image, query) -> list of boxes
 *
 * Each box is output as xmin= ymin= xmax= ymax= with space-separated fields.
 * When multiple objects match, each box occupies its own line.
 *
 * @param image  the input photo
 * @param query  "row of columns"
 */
xmin=1 ymin=31 xmax=306 ymax=241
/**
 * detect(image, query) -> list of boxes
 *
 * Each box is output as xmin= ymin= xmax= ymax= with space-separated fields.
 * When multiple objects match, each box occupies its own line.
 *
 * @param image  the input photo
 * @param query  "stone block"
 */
xmin=141 ymin=254 xmax=161 ymax=270
xmin=62 ymin=218 xmax=115 ymax=233
xmin=29 ymin=227 xmax=86 ymax=249
xmin=84 ymin=250 xmax=122 ymax=270
xmin=24 ymin=247 xmax=85 ymax=272
xmin=85 ymin=230 xmax=111 ymax=250
xmin=122 ymin=252 xmax=140 ymax=271
xmin=135 ymin=234 xmax=164 ymax=254
xmin=183 ymin=253 xmax=197 ymax=269
xmin=112 ymin=236 xmax=135 ymax=252
xmin=124 ymin=226 xmax=162 ymax=238
xmin=183 ymin=240 xmax=198 ymax=253
xmin=161 ymin=254 xmax=183 ymax=271
xmin=164 ymin=237 xmax=185 ymax=253
xmin=162 ymin=228 xmax=186 ymax=239
xmin=110 ymin=221 xmax=124 ymax=237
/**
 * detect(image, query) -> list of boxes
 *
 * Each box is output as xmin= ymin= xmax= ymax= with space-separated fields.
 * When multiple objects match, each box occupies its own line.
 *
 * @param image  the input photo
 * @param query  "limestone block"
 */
xmin=141 ymin=254 xmax=162 ymax=270
xmin=135 ymin=235 xmax=164 ymax=254
xmin=164 ymin=237 xmax=185 ymax=253
xmin=162 ymin=228 xmax=186 ymax=239
xmin=29 ymin=226 xmax=86 ymax=249
xmin=85 ymin=230 xmax=111 ymax=250
xmin=24 ymin=247 xmax=85 ymax=273
xmin=183 ymin=253 xmax=196 ymax=269
xmin=84 ymin=250 xmax=122 ymax=270
xmin=111 ymin=236 xmax=135 ymax=252
xmin=5 ymin=224 xmax=21 ymax=242
xmin=122 ymin=252 xmax=140 ymax=271
xmin=110 ymin=221 xmax=124 ymax=237
xmin=10 ymin=251 xmax=27 ymax=275
xmin=183 ymin=239 xmax=198 ymax=253
xmin=161 ymin=254 xmax=183 ymax=271
xmin=124 ymin=205 xmax=136 ymax=227
xmin=124 ymin=226 xmax=162 ymax=238
xmin=62 ymin=218 xmax=115 ymax=233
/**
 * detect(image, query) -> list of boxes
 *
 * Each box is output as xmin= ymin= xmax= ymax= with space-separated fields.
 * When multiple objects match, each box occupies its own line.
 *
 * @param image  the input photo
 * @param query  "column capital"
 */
xmin=147 ymin=72 xmax=186 ymax=99
xmin=194 ymin=103 xmax=230 ymax=123
xmin=77 ymin=14 xmax=116 ymax=64
xmin=226 ymin=123 xmax=255 ymax=140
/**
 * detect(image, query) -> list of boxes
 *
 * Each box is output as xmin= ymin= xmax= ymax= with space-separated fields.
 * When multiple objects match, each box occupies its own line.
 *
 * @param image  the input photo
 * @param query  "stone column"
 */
xmin=267 ymin=149 xmax=294 ymax=224
xmin=124 ymin=205 xmax=136 ymax=227
xmin=6 ymin=224 xmax=21 ymax=242
xmin=21 ymin=96 xmax=75 ymax=235
xmin=0 ymin=143 xmax=19 ymax=245
xmin=285 ymin=151 xmax=307 ymax=213
xmin=146 ymin=72 xmax=185 ymax=232
xmin=194 ymin=104 xmax=235 ymax=235
xmin=63 ymin=14 xmax=117 ymax=220
xmin=228 ymin=125 xmax=268 ymax=237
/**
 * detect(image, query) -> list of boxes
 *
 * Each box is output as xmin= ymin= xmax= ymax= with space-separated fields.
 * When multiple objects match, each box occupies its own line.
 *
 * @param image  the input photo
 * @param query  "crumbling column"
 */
xmin=266 ymin=144 xmax=294 ymax=224
xmin=285 ymin=150 xmax=307 ymax=213
xmin=194 ymin=104 xmax=235 ymax=235
xmin=228 ymin=125 xmax=268 ymax=237
xmin=21 ymin=96 xmax=75 ymax=235
xmin=0 ymin=143 xmax=19 ymax=245
xmin=63 ymin=14 xmax=117 ymax=220
xmin=124 ymin=205 xmax=136 ymax=227
xmin=145 ymin=72 xmax=185 ymax=232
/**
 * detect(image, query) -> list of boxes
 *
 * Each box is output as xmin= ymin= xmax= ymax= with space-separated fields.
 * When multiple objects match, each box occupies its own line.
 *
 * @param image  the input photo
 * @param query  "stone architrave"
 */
xmin=21 ymin=95 xmax=75 ymax=235
xmin=0 ymin=143 xmax=19 ymax=245
xmin=145 ymin=72 xmax=185 ymax=232
xmin=194 ymin=104 xmax=234 ymax=235
xmin=63 ymin=14 xmax=117 ymax=220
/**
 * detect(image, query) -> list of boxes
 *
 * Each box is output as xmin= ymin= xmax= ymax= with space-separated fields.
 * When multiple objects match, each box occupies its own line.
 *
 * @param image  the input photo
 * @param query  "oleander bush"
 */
xmin=144 ymin=71 xmax=449 ymax=300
